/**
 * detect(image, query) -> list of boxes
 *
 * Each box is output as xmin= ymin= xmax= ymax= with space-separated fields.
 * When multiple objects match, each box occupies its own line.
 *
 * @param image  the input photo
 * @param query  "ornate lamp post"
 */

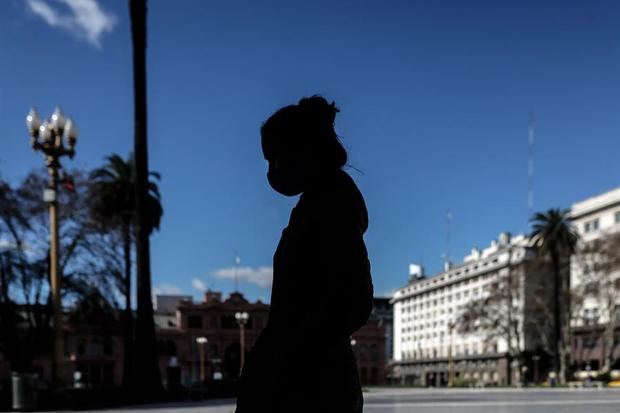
xmin=235 ymin=311 xmax=249 ymax=375
xmin=196 ymin=337 xmax=208 ymax=383
xmin=25 ymin=106 xmax=79 ymax=385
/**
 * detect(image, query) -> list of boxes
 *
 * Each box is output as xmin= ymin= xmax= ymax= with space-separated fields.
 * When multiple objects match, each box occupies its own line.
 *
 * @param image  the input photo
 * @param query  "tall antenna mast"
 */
xmin=528 ymin=112 xmax=535 ymax=218
xmin=444 ymin=209 xmax=452 ymax=270
xmin=234 ymin=250 xmax=240 ymax=292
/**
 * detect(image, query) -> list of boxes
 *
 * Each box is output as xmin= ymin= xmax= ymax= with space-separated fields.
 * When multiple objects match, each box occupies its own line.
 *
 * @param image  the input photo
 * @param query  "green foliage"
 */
xmin=451 ymin=377 xmax=478 ymax=387
xmin=89 ymin=153 xmax=163 ymax=236
xmin=529 ymin=208 xmax=579 ymax=256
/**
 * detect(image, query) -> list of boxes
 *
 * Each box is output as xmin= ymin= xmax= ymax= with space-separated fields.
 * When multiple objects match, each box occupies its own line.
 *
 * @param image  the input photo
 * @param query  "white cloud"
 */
xmin=192 ymin=278 xmax=208 ymax=292
xmin=0 ymin=238 xmax=38 ymax=255
xmin=25 ymin=0 xmax=117 ymax=48
xmin=153 ymin=283 xmax=183 ymax=297
xmin=0 ymin=238 xmax=15 ymax=250
xmin=212 ymin=266 xmax=273 ymax=288
xmin=378 ymin=288 xmax=398 ymax=298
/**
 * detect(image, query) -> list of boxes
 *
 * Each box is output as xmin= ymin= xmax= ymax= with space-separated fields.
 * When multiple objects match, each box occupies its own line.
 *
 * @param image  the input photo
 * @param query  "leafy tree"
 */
xmin=530 ymin=208 xmax=578 ymax=384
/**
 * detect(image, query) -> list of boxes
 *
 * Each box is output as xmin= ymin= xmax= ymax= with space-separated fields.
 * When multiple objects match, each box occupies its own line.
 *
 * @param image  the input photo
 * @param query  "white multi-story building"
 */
xmin=391 ymin=232 xmax=552 ymax=386
xmin=569 ymin=187 xmax=620 ymax=372
xmin=391 ymin=187 xmax=620 ymax=386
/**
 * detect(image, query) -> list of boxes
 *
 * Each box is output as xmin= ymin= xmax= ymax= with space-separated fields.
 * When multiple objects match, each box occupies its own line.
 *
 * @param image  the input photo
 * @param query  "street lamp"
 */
xmin=25 ymin=106 xmax=79 ymax=386
xmin=196 ymin=336 xmax=208 ymax=383
xmin=235 ymin=311 xmax=249 ymax=376
xmin=532 ymin=355 xmax=541 ymax=384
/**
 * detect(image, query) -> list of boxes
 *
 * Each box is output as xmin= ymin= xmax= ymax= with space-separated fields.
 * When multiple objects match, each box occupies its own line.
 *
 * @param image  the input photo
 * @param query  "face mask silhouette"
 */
xmin=267 ymin=168 xmax=304 ymax=196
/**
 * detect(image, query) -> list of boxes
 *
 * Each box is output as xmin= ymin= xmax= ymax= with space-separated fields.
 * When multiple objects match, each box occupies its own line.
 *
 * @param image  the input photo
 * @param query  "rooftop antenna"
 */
xmin=528 ymin=112 xmax=535 ymax=219
xmin=234 ymin=250 xmax=240 ymax=292
xmin=444 ymin=209 xmax=452 ymax=270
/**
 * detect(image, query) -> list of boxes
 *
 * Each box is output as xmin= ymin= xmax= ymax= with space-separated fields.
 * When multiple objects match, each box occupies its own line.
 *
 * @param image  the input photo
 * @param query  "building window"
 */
xmin=90 ymin=338 xmax=102 ymax=356
xmin=585 ymin=219 xmax=600 ymax=233
xmin=616 ymin=211 xmax=620 ymax=223
xmin=585 ymin=281 xmax=599 ymax=295
xmin=103 ymin=337 xmax=114 ymax=356
xmin=188 ymin=315 xmax=203 ymax=329
xmin=77 ymin=339 xmax=86 ymax=356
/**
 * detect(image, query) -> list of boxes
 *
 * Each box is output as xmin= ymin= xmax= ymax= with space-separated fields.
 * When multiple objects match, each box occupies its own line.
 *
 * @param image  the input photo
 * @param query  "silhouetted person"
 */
xmin=235 ymin=96 xmax=374 ymax=413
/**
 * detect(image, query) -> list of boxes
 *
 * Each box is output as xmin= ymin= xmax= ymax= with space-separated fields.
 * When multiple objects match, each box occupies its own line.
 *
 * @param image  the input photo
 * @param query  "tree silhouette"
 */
xmin=89 ymin=153 xmax=162 ymax=389
xmin=530 ymin=208 xmax=578 ymax=384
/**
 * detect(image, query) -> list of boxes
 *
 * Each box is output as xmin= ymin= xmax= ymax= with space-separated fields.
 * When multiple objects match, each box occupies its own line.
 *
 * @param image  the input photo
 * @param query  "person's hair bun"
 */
xmin=261 ymin=95 xmax=348 ymax=169
xmin=298 ymin=95 xmax=340 ymax=127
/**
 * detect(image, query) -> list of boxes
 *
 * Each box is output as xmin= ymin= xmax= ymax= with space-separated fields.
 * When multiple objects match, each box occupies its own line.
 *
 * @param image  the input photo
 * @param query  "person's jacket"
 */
xmin=236 ymin=169 xmax=373 ymax=413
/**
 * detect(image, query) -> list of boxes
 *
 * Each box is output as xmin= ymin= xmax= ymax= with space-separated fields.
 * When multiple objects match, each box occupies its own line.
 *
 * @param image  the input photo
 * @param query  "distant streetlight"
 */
xmin=532 ymin=355 xmax=541 ymax=384
xmin=196 ymin=336 xmax=208 ymax=382
xmin=235 ymin=311 xmax=249 ymax=375
xmin=25 ymin=106 xmax=79 ymax=386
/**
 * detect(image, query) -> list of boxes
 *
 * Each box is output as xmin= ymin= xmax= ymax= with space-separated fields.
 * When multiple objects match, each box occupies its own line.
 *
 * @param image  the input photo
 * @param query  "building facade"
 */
xmin=350 ymin=297 xmax=393 ymax=385
xmin=391 ymin=232 xmax=554 ymax=386
xmin=1 ymin=290 xmax=393 ymax=390
xmin=155 ymin=291 xmax=270 ymax=387
xmin=0 ymin=291 xmax=269 ymax=390
xmin=569 ymin=187 xmax=620 ymax=375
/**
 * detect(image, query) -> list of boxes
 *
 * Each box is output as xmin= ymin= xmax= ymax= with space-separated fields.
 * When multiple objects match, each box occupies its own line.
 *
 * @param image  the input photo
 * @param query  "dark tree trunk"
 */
xmin=121 ymin=219 xmax=134 ymax=389
xmin=551 ymin=249 xmax=563 ymax=384
xmin=0 ymin=258 xmax=19 ymax=371
xmin=129 ymin=0 xmax=162 ymax=398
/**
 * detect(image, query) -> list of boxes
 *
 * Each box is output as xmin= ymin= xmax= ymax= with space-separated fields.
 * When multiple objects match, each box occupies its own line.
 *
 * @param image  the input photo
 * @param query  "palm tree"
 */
xmin=530 ymin=208 xmax=578 ymax=384
xmin=129 ymin=0 xmax=162 ymax=396
xmin=89 ymin=153 xmax=162 ymax=390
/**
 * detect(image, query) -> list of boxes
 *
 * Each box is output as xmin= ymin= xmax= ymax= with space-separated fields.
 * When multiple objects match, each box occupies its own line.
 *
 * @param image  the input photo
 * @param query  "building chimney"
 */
xmin=204 ymin=290 xmax=222 ymax=303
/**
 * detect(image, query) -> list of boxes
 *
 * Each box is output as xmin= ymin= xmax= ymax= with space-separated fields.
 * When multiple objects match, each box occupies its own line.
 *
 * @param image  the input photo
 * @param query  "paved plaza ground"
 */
xmin=80 ymin=388 xmax=620 ymax=413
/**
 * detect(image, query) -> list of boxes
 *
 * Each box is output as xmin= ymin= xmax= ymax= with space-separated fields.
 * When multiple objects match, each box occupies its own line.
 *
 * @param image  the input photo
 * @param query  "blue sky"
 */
xmin=1 ymin=0 xmax=619 ymax=304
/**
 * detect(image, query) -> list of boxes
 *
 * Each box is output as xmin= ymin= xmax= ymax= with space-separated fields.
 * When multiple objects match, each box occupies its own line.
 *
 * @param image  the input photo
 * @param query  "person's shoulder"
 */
xmin=323 ymin=170 xmax=368 ymax=232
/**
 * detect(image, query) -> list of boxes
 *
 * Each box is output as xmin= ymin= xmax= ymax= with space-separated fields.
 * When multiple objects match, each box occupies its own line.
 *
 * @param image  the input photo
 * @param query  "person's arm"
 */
xmin=285 ymin=198 xmax=374 ymax=347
